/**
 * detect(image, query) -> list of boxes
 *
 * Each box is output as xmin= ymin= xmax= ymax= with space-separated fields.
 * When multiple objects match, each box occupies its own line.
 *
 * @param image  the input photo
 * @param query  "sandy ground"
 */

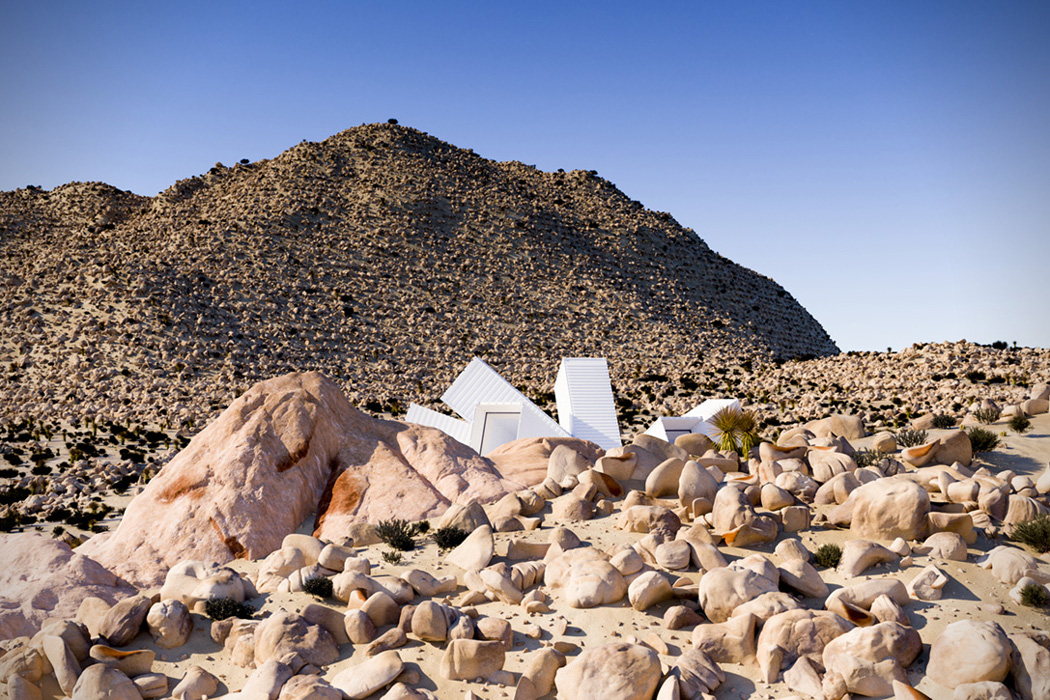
xmin=19 ymin=414 xmax=1050 ymax=700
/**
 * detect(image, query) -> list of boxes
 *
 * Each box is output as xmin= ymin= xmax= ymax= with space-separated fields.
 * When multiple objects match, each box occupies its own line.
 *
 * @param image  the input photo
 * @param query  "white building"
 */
xmin=406 ymin=356 xmax=622 ymax=455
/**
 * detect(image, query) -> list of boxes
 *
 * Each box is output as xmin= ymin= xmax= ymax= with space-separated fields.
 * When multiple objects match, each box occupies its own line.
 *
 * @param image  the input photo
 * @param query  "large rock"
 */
xmin=901 ymin=431 xmax=973 ymax=468
xmin=80 ymin=372 xmax=519 ymax=585
xmin=756 ymin=609 xmax=854 ymax=680
xmin=698 ymin=566 xmax=778 ymax=623
xmin=487 ymin=437 xmax=603 ymax=487
xmin=71 ymin=665 xmax=140 ymax=700
xmin=330 ymin=650 xmax=404 ymax=699
xmin=926 ymin=621 xmax=1012 ymax=689
xmin=555 ymin=642 xmax=661 ymax=700
xmin=847 ymin=478 xmax=930 ymax=541
xmin=253 ymin=612 xmax=339 ymax=668
xmin=546 ymin=548 xmax=627 ymax=608
xmin=0 ymin=532 xmax=136 ymax=639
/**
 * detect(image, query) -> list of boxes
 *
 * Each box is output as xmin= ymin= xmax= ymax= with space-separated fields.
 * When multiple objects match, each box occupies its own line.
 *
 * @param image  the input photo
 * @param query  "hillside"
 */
xmin=0 ymin=123 xmax=837 ymax=430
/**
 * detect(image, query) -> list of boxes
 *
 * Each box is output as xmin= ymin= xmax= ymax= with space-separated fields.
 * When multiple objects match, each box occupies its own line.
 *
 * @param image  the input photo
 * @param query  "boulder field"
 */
xmin=2 ymin=373 xmax=1050 ymax=700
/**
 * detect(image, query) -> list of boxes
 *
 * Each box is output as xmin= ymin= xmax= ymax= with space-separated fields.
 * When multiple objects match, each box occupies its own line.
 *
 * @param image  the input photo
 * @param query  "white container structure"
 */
xmin=554 ymin=358 xmax=622 ymax=450
xmin=406 ymin=356 xmax=622 ymax=455
xmin=644 ymin=398 xmax=742 ymax=442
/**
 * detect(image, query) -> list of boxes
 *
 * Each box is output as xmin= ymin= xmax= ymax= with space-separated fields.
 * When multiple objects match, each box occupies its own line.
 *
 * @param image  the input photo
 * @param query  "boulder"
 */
xmin=146 ymin=600 xmax=193 ymax=648
xmin=254 ymin=611 xmax=339 ymax=668
xmin=79 ymin=372 xmax=518 ymax=586
xmin=953 ymin=682 xmax=1013 ymax=700
xmin=330 ymin=650 xmax=404 ymax=700
xmin=756 ymin=609 xmax=854 ymax=680
xmin=98 ymin=595 xmax=152 ymax=647
xmin=160 ymin=560 xmax=252 ymax=613
xmin=839 ymin=540 xmax=900 ymax=578
xmin=901 ymin=431 xmax=973 ymax=468
xmin=698 ymin=566 xmax=778 ymax=623
xmin=0 ymin=532 xmax=136 ymax=640
xmin=546 ymin=549 xmax=627 ymax=608
xmin=628 ymin=571 xmax=673 ymax=611
xmin=169 ymin=666 xmax=219 ymax=700
xmin=71 ymin=665 xmax=139 ymax=700
xmin=555 ymin=642 xmax=661 ymax=700
xmin=487 ymin=437 xmax=602 ymax=487
xmin=822 ymin=622 xmax=921 ymax=698
xmin=645 ymin=458 xmax=686 ymax=497
xmin=445 ymin=525 xmax=494 ymax=571
xmin=923 ymin=532 xmax=968 ymax=561
xmin=1008 ymin=632 xmax=1050 ymax=700
xmin=847 ymin=478 xmax=930 ymax=541
xmin=668 ymin=648 xmax=725 ymax=696
xmin=927 ymin=621 xmax=1012 ymax=689
xmin=439 ymin=639 xmax=505 ymax=681
xmin=691 ymin=612 xmax=757 ymax=663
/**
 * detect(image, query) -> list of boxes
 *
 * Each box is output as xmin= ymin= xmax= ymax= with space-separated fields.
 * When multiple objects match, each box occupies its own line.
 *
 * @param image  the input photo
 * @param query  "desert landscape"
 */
xmin=1 ymin=128 xmax=1049 ymax=700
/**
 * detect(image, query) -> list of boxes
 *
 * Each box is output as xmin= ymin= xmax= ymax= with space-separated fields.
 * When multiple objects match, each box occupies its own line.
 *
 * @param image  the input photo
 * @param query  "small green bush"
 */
xmin=1012 ymin=514 xmax=1050 ymax=553
xmin=376 ymin=519 xmax=416 ymax=551
xmin=1020 ymin=582 xmax=1049 ymax=608
xmin=302 ymin=576 xmax=333 ymax=599
xmin=381 ymin=550 xmax=402 ymax=564
xmin=852 ymin=449 xmax=878 ymax=469
xmin=973 ymin=406 xmax=1001 ymax=424
xmin=815 ymin=544 xmax=842 ymax=569
xmin=931 ymin=414 xmax=956 ymax=429
xmin=966 ymin=427 xmax=1001 ymax=455
xmin=1008 ymin=413 xmax=1032 ymax=435
xmin=204 ymin=597 xmax=255 ymax=621
xmin=894 ymin=429 xmax=928 ymax=449
xmin=433 ymin=526 xmax=470 ymax=551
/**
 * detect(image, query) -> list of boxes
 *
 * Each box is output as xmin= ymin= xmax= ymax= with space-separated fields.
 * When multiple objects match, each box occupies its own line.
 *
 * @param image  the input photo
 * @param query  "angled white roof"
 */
xmin=406 ymin=403 xmax=472 ymax=445
xmin=554 ymin=358 xmax=621 ymax=450
xmin=442 ymin=358 xmax=567 ymax=438
xmin=644 ymin=416 xmax=704 ymax=443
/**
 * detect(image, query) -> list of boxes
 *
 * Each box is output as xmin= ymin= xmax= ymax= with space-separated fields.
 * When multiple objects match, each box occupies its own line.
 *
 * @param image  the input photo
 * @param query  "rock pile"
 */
xmin=3 ymin=399 xmax=1049 ymax=699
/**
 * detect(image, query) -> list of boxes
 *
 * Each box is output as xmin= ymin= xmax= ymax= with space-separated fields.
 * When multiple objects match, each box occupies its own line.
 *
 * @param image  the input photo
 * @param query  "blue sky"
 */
xmin=2 ymin=1 xmax=1048 ymax=352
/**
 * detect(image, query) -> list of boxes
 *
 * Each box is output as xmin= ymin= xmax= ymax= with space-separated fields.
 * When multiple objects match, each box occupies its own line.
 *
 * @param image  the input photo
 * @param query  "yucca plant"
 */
xmin=737 ymin=410 xmax=760 ymax=455
xmin=710 ymin=406 xmax=742 ymax=453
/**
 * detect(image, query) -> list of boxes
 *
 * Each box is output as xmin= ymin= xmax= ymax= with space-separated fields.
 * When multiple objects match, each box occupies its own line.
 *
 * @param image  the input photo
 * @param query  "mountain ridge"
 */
xmin=0 ymin=122 xmax=838 ymax=430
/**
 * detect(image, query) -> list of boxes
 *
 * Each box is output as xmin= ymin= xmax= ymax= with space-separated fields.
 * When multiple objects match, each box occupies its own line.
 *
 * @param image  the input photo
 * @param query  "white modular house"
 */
xmin=406 ymin=356 xmax=621 ymax=455
xmin=554 ymin=358 xmax=622 ymax=451
xmin=644 ymin=398 xmax=742 ymax=442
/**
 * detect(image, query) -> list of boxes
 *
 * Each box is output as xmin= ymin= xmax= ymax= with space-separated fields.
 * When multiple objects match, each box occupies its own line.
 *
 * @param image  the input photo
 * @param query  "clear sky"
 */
xmin=2 ymin=1 xmax=1048 ymax=352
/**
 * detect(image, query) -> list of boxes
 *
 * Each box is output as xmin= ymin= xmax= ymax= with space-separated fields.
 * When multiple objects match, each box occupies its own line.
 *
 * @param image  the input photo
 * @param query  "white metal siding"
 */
xmin=442 ymin=358 xmax=565 ymax=436
xmin=644 ymin=416 xmax=702 ymax=441
xmin=405 ymin=403 xmax=472 ymax=445
xmin=555 ymin=358 xmax=621 ymax=450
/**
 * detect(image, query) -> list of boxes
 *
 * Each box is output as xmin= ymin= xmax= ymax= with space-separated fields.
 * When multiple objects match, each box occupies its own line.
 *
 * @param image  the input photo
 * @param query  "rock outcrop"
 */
xmin=80 ymin=372 xmax=517 ymax=586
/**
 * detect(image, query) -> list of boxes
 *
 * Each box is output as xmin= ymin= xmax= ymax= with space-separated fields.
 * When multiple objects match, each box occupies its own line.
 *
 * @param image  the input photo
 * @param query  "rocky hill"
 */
xmin=0 ymin=123 xmax=837 ymax=430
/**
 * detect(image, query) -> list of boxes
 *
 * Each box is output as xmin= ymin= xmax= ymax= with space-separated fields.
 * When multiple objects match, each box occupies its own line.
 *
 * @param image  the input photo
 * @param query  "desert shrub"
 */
xmin=1020 ymin=582 xmax=1049 ymax=608
xmin=302 ymin=576 xmax=333 ymax=599
xmin=376 ymin=519 xmax=416 ymax=551
xmin=814 ymin=544 xmax=842 ymax=569
xmin=966 ymin=427 xmax=1001 ymax=455
xmin=1008 ymin=413 xmax=1032 ymax=435
xmin=931 ymin=414 xmax=956 ymax=429
xmin=433 ymin=526 xmax=470 ymax=552
xmin=1012 ymin=514 xmax=1050 ymax=553
xmin=852 ymin=449 xmax=878 ymax=469
xmin=973 ymin=407 xmax=1001 ymax=424
xmin=204 ymin=597 xmax=254 ymax=621
xmin=381 ymin=550 xmax=402 ymax=564
xmin=0 ymin=467 xmax=18 ymax=478
xmin=709 ymin=407 xmax=761 ymax=455
xmin=412 ymin=520 xmax=430 ymax=535
xmin=894 ymin=429 xmax=928 ymax=449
